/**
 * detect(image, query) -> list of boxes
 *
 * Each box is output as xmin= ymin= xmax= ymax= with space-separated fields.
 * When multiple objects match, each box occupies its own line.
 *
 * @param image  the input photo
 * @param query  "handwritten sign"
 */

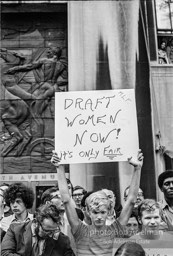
xmin=55 ymin=89 xmax=139 ymax=164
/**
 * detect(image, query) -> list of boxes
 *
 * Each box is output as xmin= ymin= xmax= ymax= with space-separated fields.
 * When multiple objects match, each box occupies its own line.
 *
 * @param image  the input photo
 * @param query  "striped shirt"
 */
xmin=73 ymin=220 xmax=124 ymax=256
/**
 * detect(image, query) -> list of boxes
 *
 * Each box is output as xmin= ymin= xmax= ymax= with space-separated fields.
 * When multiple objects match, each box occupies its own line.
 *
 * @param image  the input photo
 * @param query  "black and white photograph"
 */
xmin=0 ymin=1 xmax=173 ymax=255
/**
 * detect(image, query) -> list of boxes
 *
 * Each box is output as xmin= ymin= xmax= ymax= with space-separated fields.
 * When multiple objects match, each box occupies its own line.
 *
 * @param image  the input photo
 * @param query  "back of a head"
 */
xmin=114 ymin=242 xmax=146 ymax=256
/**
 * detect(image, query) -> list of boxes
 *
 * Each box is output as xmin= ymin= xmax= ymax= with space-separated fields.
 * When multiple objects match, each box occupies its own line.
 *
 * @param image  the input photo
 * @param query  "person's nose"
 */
xmin=150 ymin=218 xmax=156 ymax=225
xmin=169 ymin=182 xmax=173 ymax=188
xmin=12 ymin=202 xmax=17 ymax=208
xmin=97 ymin=213 xmax=102 ymax=220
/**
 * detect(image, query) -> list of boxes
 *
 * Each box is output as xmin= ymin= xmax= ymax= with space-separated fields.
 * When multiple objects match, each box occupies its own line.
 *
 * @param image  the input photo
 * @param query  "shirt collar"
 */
xmin=160 ymin=199 xmax=173 ymax=212
xmin=11 ymin=212 xmax=33 ymax=223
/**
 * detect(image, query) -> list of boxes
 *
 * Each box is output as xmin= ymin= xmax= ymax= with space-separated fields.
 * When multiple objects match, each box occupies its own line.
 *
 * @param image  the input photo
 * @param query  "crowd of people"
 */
xmin=0 ymin=150 xmax=173 ymax=256
xmin=158 ymin=38 xmax=173 ymax=64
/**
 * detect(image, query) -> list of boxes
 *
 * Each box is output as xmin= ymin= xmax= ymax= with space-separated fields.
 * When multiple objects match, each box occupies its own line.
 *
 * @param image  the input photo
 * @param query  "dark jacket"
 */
xmin=1 ymin=221 xmax=75 ymax=256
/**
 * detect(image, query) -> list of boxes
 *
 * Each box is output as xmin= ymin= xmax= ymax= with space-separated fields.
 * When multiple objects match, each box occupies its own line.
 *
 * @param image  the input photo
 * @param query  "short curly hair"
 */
xmin=138 ymin=199 xmax=160 ymax=219
xmin=35 ymin=203 xmax=61 ymax=225
xmin=4 ymin=182 xmax=34 ymax=209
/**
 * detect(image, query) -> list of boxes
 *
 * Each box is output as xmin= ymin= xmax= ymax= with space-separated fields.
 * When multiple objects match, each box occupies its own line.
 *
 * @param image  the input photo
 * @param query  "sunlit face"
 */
xmin=50 ymin=191 xmax=65 ymax=211
xmin=73 ymin=189 xmax=84 ymax=206
xmin=125 ymin=217 xmax=139 ymax=237
xmin=89 ymin=205 xmax=108 ymax=228
xmin=140 ymin=208 xmax=161 ymax=233
xmin=37 ymin=218 xmax=60 ymax=239
xmin=161 ymin=177 xmax=173 ymax=200
xmin=10 ymin=197 xmax=27 ymax=217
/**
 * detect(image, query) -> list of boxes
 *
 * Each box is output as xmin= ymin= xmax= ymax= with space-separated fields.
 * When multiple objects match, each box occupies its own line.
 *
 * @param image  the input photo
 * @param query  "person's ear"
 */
xmin=138 ymin=217 xmax=142 ymax=224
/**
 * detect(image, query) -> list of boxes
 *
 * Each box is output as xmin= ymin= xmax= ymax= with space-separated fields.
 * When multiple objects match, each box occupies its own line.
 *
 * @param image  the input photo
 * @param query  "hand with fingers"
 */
xmin=51 ymin=150 xmax=62 ymax=168
xmin=128 ymin=149 xmax=144 ymax=168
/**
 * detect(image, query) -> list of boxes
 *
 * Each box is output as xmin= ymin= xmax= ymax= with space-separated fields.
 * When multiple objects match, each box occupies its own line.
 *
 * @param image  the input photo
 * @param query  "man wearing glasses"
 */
xmin=124 ymin=186 xmax=144 ymax=208
xmin=72 ymin=186 xmax=87 ymax=210
xmin=1 ymin=203 xmax=75 ymax=256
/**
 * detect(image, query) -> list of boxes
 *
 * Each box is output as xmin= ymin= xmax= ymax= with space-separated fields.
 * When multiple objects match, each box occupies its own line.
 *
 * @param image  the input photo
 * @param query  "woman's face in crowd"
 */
xmin=89 ymin=205 xmax=108 ymax=228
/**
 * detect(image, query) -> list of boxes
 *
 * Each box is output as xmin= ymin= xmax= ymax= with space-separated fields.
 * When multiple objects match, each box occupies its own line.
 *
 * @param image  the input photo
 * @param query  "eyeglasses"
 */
xmin=73 ymin=193 xmax=83 ymax=198
xmin=38 ymin=221 xmax=60 ymax=235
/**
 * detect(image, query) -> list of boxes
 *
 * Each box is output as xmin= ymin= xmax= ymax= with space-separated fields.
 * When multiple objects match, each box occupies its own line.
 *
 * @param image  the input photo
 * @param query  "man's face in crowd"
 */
xmin=161 ymin=177 xmax=173 ymax=200
xmin=50 ymin=191 xmax=65 ymax=211
xmin=89 ymin=205 xmax=108 ymax=228
xmin=10 ymin=197 xmax=27 ymax=217
xmin=140 ymin=208 xmax=161 ymax=233
xmin=37 ymin=217 xmax=60 ymax=239
xmin=125 ymin=217 xmax=139 ymax=237
xmin=125 ymin=188 xmax=144 ymax=207
xmin=73 ymin=189 xmax=84 ymax=206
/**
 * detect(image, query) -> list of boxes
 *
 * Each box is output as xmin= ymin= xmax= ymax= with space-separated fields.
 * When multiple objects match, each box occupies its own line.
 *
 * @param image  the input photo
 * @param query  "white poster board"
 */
xmin=55 ymin=89 xmax=139 ymax=164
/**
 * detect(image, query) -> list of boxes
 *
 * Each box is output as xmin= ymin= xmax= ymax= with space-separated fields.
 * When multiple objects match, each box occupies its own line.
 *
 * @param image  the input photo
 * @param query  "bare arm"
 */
xmin=118 ymin=150 xmax=144 ymax=226
xmin=51 ymin=152 xmax=80 ymax=234
xmin=5 ymin=61 xmax=42 ymax=74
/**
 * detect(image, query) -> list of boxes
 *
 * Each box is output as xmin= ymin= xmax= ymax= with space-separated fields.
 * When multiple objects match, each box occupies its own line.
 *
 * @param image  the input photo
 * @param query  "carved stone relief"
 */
xmin=0 ymin=14 xmax=67 ymax=173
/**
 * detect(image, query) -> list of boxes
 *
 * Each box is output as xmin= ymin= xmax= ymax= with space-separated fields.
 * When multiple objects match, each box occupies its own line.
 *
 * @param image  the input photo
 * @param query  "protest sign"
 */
xmin=55 ymin=89 xmax=139 ymax=164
